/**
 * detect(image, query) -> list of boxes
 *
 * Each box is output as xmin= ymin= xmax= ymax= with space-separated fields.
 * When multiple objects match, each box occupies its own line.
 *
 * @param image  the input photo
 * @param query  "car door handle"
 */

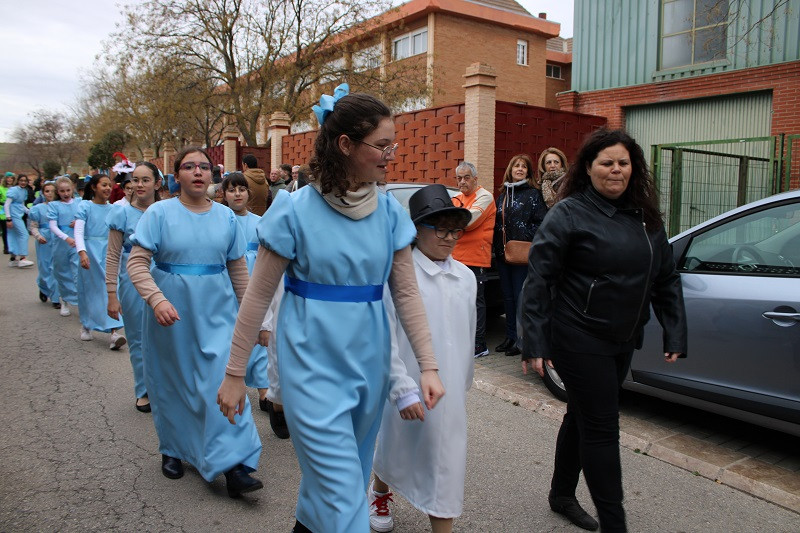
xmin=762 ymin=312 xmax=800 ymax=320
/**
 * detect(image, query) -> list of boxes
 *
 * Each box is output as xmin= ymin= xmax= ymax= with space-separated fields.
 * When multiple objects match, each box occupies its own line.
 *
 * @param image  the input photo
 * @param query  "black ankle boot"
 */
xmin=161 ymin=455 xmax=184 ymax=479
xmin=293 ymin=520 xmax=313 ymax=532
xmin=495 ymin=338 xmax=513 ymax=352
xmin=548 ymin=493 xmax=599 ymax=531
xmin=224 ymin=464 xmax=263 ymax=498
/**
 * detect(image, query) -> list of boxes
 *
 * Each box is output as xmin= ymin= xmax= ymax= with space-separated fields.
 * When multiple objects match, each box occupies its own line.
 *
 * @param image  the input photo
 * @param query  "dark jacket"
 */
xmin=492 ymin=181 xmax=548 ymax=259
xmin=521 ymin=186 xmax=687 ymax=359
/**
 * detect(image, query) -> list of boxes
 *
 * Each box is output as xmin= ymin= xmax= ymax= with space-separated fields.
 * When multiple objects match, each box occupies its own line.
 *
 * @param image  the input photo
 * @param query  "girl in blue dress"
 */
xmin=74 ymin=174 xmax=125 ymax=347
xmin=47 ymin=176 xmax=82 ymax=317
xmin=27 ymin=182 xmax=60 ymax=307
xmin=217 ymin=86 xmax=446 ymax=533
xmin=221 ymin=172 xmax=271 ymax=410
xmin=106 ymin=162 xmax=161 ymax=413
xmin=4 ymin=174 xmax=34 ymax=268
xmin=127 ymin=147 xmax=262 ymax=498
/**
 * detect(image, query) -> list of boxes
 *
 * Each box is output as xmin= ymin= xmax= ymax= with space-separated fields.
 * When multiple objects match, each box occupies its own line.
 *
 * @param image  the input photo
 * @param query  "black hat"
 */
xmin=408 ymin=184 xmax=471 ymax=225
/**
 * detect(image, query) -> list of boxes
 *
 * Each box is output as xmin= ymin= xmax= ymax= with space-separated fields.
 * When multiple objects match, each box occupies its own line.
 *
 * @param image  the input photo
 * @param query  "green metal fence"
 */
xmin=651 ymin=136 xmax=788 ymax=236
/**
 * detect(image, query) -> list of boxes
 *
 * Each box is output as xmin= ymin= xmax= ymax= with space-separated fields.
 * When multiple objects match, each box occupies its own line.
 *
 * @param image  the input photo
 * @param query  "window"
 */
xmin=517 ymin=39 xmax=528 ymax=66
xmin=393 ymin=29 xmax=427 ymax=61
xmin=661 ymin=0 xmax=729 ymax=70
xmin=679 ymin=201 xmax=800 ymax=276
xmin=319 ymin=57 xmax=345 ymax=83
xmin=546 ymin=64 xmax=562 ymax=78
xmin=353 ymin=44 xmax=382 ymax=72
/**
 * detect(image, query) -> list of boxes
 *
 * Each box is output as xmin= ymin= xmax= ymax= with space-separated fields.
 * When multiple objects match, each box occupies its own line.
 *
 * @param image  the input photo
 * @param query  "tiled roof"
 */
xmin=463 ymin=0 xmax=533 ymax=17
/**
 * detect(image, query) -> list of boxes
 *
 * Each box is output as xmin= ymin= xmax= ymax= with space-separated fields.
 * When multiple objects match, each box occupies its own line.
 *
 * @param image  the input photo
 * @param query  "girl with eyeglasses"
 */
xmin=47 ymin=176 xmax=82 ymax=316
xmin=105 ymin=162 xmax=162 ymax=413
xmin=217 ymin=87 xmax=445 ymax=532
xmin=27 ymin=182 xmax=60 ymax=307
xmin=126 ymin=147 xmax=262 ymax=498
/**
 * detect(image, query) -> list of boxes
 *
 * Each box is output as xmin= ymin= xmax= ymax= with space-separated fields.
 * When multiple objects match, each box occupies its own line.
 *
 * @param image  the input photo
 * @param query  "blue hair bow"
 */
xmin=312 ymin=83 xmax=349 ymax=126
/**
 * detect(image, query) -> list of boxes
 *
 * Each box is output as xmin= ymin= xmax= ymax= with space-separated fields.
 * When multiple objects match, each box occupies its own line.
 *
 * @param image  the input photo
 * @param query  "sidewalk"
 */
xmin=473 ymin=351 xmax=800 ymax=514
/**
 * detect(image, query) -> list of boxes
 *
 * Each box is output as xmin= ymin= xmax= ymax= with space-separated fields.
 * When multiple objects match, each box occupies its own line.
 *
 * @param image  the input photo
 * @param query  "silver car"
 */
xmin=541 ymin=189 xmax=800 ymax=437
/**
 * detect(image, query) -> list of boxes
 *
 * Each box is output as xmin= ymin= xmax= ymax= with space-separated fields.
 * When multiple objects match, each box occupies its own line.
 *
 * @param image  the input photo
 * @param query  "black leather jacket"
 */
xmin=521 ymin=186 xmax=687 ymax=359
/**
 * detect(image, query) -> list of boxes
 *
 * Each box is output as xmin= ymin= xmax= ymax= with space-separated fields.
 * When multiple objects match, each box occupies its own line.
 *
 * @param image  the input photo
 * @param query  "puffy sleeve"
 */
xmin=105 ymin=204 xmax=127 ymax=233
xmin=46 ymin=201 xmax=58 ymax=222
xmin=225 ymin=207 xmax=247 ymax=261
xmin=256 ymin=190 xmax=296 ymax=260
xmin=385 ymin=193 xmax=416 ymax=251
xmin=129 ymin=204 xmax=162 ymax=254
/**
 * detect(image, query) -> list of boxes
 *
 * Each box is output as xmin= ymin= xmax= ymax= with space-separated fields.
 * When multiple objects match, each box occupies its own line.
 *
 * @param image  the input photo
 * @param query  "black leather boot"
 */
xmin=224 ymin=464 xmax=263 ymax=498
xmin=549 ymin=493 xmax=599 ymax=531
xmin=161 ymin=455 xmax=184 ymax=479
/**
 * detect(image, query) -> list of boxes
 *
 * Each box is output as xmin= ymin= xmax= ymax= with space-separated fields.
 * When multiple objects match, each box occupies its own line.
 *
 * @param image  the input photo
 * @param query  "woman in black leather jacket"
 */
xmin=493 ymin=154 xmax=548 ymax=356
xmin=520 ymin=130 xmax=687 ymax=533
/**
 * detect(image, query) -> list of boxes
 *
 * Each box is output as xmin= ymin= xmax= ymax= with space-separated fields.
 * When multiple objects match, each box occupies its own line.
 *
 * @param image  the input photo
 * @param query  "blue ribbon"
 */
xmin=122 ymin=243 xmax=132 ymax=253
xmin=58 ymin=225 xmax=72 ymax=233
xmin=247 ymin=242 xmax=259 ymax=251
xmin=156 ymin=262 xmax=225 ymax=275
xmin=312 ymin=83 xmax=350 ymax=126
xmin=284 ymin=274 xmax=382 ymax=302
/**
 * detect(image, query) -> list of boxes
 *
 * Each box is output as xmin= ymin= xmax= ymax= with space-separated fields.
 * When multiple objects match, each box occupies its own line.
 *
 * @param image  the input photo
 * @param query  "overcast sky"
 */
xmin=0 ymin=0 xmax=573 ymax=143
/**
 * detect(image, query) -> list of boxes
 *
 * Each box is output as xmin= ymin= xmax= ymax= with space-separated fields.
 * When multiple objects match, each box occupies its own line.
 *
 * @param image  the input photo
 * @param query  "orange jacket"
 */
xmin=453 ymin=187 xmax=496 ymax=268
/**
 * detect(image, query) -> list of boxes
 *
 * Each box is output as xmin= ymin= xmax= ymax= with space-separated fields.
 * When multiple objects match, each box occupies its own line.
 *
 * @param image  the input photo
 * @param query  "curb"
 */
xmin=472 ymin=374 xmax=800 ymax=515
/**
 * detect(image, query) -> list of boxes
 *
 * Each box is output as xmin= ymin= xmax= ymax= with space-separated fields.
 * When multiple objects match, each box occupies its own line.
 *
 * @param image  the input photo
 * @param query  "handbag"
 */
xmin=501 ymin=192 xmax=531 ymax=265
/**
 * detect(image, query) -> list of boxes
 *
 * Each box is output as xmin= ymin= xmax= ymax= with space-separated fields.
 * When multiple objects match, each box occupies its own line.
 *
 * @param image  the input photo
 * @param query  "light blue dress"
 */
xmin=131 ymin=198 xmax=261 ymax=481
xmin=257 ymin=187 xmax=415 ymax=532
xmin=6 ymin=186 xmax=29 ymax=257
xmin=28 ymin=203 xmax=60 ymax=302
xmin=75 ymin=201 xmax=124 ymax=333
xmin=47 ymin=199 xmax=81 ymax=305
xmin=235 ymin=211 xmax=270 ymax=390
xmin=106 ymin=204 xmax=148 ymax=398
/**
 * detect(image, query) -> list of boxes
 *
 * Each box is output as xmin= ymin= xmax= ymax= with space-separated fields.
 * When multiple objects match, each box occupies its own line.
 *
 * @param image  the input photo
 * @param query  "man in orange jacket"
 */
xmin=452 ymin=162 xmax=496 ymax=358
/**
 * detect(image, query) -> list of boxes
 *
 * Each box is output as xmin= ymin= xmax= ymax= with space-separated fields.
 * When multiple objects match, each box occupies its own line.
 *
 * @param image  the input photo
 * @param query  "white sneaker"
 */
xmin=59 ymin=302 xmax=71 ymax=317
xmin=8 ymin=259 xmax=17 ymax=267
xmin=80 ymin=327 xmax=93 ymax=341
xmin=368 ymin=481 xmax=394 ymax=532
xmin=17 ymin=259 xmax=33 ymax=268
xmin=109 ymin=332 xmax=127 ymax=350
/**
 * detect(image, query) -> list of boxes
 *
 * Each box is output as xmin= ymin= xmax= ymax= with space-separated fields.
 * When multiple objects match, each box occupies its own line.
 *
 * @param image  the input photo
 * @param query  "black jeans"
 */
xmin=551 ymin=349 xmax=633 ymax=533
xmin=468 ymin=265 xmax=487 ymax=347
xmin=497 ymin=260 xmax=527 ymax=341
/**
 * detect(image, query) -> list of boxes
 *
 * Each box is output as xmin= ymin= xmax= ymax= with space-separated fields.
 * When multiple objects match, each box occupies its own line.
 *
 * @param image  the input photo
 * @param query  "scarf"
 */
xmin=311 ymin=181 xmax=378 ymax=220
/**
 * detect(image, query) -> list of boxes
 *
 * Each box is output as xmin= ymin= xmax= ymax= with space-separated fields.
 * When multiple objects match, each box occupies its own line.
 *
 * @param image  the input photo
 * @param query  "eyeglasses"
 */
xmin=418 ymin=223 xmax=464 ymax=240
xmin=179 ymin=162 xmax=212 ymax=172
xmin=359 ymin=141 xmax=398 ymax=160
xmin=130 ymin=177 xmax=154 ymax=185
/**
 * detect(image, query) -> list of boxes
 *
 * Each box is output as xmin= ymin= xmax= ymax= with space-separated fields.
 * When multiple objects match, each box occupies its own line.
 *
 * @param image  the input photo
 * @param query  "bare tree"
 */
xmin=11 ymin=110 xmax=82 ymax=177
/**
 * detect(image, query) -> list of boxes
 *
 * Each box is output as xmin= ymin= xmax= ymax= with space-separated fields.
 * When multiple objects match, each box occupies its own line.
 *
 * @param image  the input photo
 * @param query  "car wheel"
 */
xmin=542 ymin=365 xmax=568 ymax=402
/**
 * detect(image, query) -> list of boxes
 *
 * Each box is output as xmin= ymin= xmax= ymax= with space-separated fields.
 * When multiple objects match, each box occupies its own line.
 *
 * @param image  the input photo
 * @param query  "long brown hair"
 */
xmin=503 ymin=154 xmax=537 ymax=187
xmin=558 ymin=129 xmax=663 ymax=230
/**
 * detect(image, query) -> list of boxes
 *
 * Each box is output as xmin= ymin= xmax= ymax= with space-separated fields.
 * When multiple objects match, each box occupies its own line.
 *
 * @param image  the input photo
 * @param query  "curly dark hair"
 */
xmin=309 ymin=93 xmax=392 ymax=198
xmin=558 ymin=129 xmax=663 ymax=230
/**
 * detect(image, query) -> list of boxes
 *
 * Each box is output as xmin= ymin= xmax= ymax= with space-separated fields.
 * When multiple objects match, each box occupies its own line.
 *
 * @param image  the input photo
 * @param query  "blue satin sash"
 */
xmin=247 ymin=242 xmax=259 ymax=251
xmin=156 ymin=262 xmax=225 ymax=275
xmin=284 ymin=275 xmax=383 ymax=302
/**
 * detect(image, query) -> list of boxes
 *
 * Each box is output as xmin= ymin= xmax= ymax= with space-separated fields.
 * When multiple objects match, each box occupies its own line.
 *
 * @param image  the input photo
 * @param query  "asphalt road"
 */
xmin=1 ymin=261 xmax=798 ymax=532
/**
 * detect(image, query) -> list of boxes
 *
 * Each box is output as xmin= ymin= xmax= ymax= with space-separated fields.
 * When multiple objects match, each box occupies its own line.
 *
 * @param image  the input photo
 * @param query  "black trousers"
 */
xmin=551 ymin=349 xmax=633 ymax=533
xmin=467 ymin=265 xmax=487 ymax=347
xmin=1 ymin=221 xmax=8 ymax=253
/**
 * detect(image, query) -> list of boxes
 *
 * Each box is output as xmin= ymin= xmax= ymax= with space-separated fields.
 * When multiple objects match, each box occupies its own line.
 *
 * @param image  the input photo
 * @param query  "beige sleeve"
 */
xmin=465 ymin=189 xmax=494 ymax=228
xmin=388 ymin=246 xmax=438 ymax=372
xmin=226 ymin=248 xmax=289 ymax=376
xmin=227 ymin=256 xmax=249 ymax=304
xmin=28 ymin=218 xmax=42 ymax=240
xmin=105 ymin=230 xmax=124 ymax=293
xmin=127 ymin=245 xmax=167 ymax=309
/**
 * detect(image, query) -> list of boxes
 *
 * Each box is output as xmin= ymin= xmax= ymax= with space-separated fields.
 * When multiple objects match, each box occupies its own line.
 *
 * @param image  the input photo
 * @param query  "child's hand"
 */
xmin=217 ymin=374 xmax=246 ymax=425
xmin=5 ymin=220 xmax=12 ymax=228
xmin=153 ymin=300 xmax=180 ymax=326
xmin=79 ymin=250 xmax=90 ymax=270
xmin=257 ymin=330 xmax=271 ymax=347
xmin=37 ymin=236 xmax=47 ymax=244
xmin=399 ymin=402 xmax=425 ymax=421
xmin=420 ymin=369 xmax=445 ymax=410
xmin=66 ymin=237 xmax=76 ymax=248
xmin=107 ymin=294 xmax=121 ymax=320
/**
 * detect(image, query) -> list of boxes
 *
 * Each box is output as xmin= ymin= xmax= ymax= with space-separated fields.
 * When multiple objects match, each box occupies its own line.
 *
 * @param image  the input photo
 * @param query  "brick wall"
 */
xmin=544 ymin=63 xmax=571 ymax=109
xmin=556 ymin=61 xmax=800 ymax=187
xmin=280 ymin=103 xmax=465 ymax=185
xmin=494 ymin=101 xmax=606 ymax=193
xmin=432 ymin=13 xmax=548 ymax=108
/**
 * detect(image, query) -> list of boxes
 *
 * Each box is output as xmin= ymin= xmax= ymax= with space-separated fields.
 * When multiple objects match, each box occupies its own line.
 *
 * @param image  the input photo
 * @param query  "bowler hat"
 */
xmin=408 ymin=184 xmax=470 ymax=225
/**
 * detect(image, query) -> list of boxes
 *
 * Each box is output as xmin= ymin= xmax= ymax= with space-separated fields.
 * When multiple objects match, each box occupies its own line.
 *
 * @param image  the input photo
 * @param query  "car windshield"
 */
xmin=387 ymin=185 xmax=459 ymax=214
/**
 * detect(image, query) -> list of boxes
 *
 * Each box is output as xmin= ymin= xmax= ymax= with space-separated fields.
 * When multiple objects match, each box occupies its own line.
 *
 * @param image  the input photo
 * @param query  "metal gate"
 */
xmin=651 ymin=136 xmax=787 ymax=236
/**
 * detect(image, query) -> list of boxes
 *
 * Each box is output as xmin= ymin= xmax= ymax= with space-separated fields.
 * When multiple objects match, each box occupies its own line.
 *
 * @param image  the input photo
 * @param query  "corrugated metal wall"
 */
xmin=625 ymin=91 xmax=774 ymax=233
xmin=573 ymin=0 xmax=800 ymax=92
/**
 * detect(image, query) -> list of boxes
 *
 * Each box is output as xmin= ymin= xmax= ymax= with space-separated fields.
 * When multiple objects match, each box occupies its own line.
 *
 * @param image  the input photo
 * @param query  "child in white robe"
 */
xmin=370 ymin=184 xmax=476 ymax=533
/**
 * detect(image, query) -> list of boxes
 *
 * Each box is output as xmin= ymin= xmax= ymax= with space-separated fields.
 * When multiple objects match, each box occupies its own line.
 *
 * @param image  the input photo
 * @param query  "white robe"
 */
xmin=373 ymin=247 xmax=477 ymax=518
